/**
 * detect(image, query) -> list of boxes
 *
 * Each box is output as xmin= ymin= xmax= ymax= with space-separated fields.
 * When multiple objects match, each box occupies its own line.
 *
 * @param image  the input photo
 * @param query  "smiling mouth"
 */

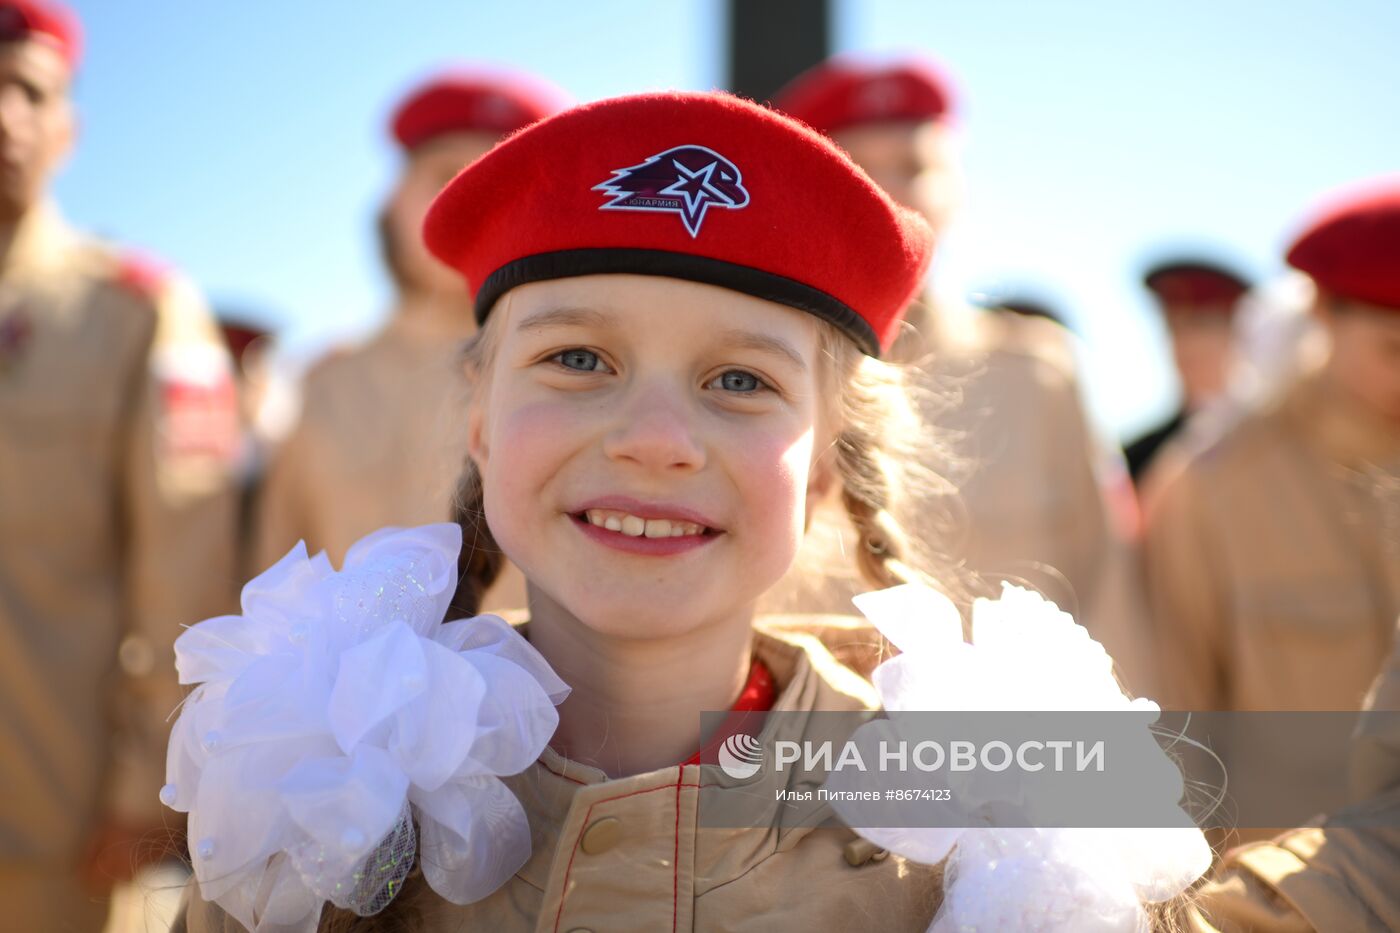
xmin=571 ymin=508 xmax=720 ymax=539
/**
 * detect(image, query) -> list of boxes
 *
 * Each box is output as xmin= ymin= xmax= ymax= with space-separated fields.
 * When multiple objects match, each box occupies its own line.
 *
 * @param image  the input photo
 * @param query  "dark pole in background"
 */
xmin=725 ymin=0 xmax=832 ymax=103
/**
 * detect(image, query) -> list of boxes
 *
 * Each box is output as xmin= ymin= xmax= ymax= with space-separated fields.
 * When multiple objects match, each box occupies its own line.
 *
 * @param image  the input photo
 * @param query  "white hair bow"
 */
xmin=162 ymin=524 xmax=567 ymax=932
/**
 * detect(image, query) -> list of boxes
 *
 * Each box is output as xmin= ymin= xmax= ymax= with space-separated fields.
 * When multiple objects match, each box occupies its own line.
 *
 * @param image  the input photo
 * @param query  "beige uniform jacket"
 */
xmin=1143 ymin=373 xmax=1400 ymax=822
xmin=1353 ymin=615 xmax=1400 ymax=802
xmin=763 ymin=302 xmax=1157 ymax=696
xmin=0 ymin=207 xmax=239 ymax=924
xmin=251 ymin=309 xmax=525 ymax=610
xmin=1191 ymin=636 xmax=1400 ymax=933
xmin=179 ymin=617 xmax=942 ymax=933
xmin=1190 ymin=788 xmax=1400 ymax=933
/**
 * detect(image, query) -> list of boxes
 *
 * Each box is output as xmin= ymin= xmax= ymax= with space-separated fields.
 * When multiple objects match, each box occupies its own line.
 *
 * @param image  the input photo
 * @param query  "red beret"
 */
xmin=391 ymin=69 xmax=566 ymax=151
xmin=218 ymin=320 xmax=270 ymax=366
xmin=423 ymin=91 xmax=933 ymax=356
xmin=1143 ymin=260 xmax=1251 ymax=309
xmin=1286 ymin=177 xmax=1400 ymax=311
xmin=0 ymin=0 xmax=81 ymax=68
xmin=772 ymin=58 xmax=957 ymax=135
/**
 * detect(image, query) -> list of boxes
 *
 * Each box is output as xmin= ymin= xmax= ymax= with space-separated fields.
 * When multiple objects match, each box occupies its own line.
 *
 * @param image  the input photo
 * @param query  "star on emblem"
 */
xmin=659 ymin=160 xmax=733 ymax=236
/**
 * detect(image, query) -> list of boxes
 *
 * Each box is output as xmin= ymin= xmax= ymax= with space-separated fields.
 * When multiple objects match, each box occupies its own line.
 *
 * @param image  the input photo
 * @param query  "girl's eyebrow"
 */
xmin=516 ymin=306 xmax=610 ymax=333
xmin=715 ymin=328 xmax=808 ymax=372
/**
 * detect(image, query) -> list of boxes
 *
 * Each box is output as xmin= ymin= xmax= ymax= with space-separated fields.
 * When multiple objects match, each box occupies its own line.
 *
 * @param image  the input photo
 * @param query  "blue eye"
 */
xmin=555 ymin=348 xmax=607 ymax=372
xmin=711 ymin=369 xmax=766 ymax=393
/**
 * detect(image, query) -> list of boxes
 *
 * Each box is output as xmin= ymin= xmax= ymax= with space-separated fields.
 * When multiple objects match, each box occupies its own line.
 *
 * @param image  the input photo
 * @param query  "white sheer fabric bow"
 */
xmin=843 ymin=582 xmax=1211 ymax=933
xmin=163 ymin=524 xmax=568 ymax=933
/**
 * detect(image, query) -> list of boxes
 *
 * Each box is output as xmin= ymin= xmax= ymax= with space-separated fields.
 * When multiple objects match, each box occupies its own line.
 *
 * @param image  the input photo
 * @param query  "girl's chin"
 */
xmin=570 ymin=602 xmax=724 ymax=640
xmin=549 ymin=586 xmax=759 ymax=641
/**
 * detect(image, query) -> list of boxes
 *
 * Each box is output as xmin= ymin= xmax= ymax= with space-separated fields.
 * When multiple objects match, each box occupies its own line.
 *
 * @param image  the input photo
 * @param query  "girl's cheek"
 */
xmin=732 ymin=423 xmax=815 ymax=524
xmin=741 ymin=434 xmax=813 ymax=580
xmin=495 ymin=398 xmax=584 ymax=456
xmin=479 ymin=398 xmax=586 ymax=548
xmin=491 ymin=399 xmax=583 ymax=489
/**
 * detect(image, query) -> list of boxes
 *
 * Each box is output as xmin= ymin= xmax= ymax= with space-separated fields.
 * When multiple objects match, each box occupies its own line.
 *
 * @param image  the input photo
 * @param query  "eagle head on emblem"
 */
xmin=593 ymin=145 xmax=750 ymax=238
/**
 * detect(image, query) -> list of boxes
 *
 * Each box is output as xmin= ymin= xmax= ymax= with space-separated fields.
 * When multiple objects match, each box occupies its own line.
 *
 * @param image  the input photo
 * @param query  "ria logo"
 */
xmin=593 ymin=145 xmax=750 ymax=237
xmin=718 ymin=732 xmax=764 ymax=779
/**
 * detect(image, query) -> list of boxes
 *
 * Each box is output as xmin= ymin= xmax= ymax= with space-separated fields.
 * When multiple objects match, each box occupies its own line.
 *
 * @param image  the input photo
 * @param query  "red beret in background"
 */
xmin=1286 ymin=177 xmax=1400 ymax=311
xmin=216 ymin=317 xmax=272 ymax=369
xmin=1143 ymin=260 xmax=1252 ymax=310
xmin=0 ymin=0 xmax=81 ymax=68
xmin=391 ymin=69 xmax=568 ymax=151
xmin=772 ymin=57 xmax=957 ymax=135
xmin=423 ymin=91 xmax=933 ymax=356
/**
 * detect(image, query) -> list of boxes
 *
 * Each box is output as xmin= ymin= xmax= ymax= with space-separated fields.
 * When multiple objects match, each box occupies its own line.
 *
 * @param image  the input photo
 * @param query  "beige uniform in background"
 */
xmin=251 ymin=309 xmax=525 ymax=610
xmin=1189 ymin=790 xmax=1400 ymax=933
xmin=177 ymin=616 xmax=941 ymax=932
xmin=0 ymin=205 xmax=239 ymax=928
xmin=764 ymin=301 xmax=1158 ymax=696
xmin=1191 ymin=653 xmax=1400 ymax=933
xmin=1353 ymin=616 xmax=1400 ymax=802
xmin=1143 ymin=371 xmax=1400 ymax=827
xmin=915 ymin=303 xmax=1152 ymax=692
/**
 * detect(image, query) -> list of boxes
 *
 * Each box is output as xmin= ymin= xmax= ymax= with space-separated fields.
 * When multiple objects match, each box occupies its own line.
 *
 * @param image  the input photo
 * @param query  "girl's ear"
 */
xmin=466 ymin=399 xmax=490 ymax=469
xmin=804 ymin=446 xmax=838 ymax=531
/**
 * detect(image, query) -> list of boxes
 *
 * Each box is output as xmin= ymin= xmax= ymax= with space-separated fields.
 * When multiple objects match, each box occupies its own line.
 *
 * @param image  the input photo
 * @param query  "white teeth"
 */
xmin=582 ymin=509 xmax=707 ymax=538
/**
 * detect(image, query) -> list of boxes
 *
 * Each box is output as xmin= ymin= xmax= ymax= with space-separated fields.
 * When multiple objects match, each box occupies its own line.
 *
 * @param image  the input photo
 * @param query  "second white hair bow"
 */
xmin=838 ymin=582 xmax=1211 ymax=933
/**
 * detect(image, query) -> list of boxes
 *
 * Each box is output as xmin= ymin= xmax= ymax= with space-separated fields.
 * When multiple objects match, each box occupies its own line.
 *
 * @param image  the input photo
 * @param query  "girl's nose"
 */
xmin=602 ymin=387 xmax=706 ymax=473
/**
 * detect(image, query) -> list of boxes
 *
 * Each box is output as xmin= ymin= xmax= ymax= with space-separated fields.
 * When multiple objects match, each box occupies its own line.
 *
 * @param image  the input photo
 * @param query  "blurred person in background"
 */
xmin=1224 ymin=270 xmax=1326 ymax=413
xmin=216 ymin=311 xmax=272 ymax=429
xmin=215 ymin=308 xmax=276 ymax=573
xmin=982 ymin=293 xmax=1071 ymax=331
xmin=1143 ymin=178 xmax=1400 ymax=839
xmin=1125 ymin=257 xmax=1252 ymax=483
xmin=766 ymin=56 xmax=1156 ymax=696
xmin=0 ymin=1 xmax=240 ymax=927
xmin=251 ymin=68 xmax=564 ymax=611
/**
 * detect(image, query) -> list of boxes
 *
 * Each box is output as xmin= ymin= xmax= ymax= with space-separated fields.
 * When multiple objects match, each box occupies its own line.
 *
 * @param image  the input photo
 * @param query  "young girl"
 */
xmin=169 ymin=91 xmax=1203 ymax=932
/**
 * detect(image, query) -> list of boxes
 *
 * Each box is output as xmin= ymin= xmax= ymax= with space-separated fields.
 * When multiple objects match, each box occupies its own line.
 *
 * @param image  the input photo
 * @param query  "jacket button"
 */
xmin=843 ymin=837 xmax=888 ymax=867
xmin=580 ymin=816 xmax=622 ymax=855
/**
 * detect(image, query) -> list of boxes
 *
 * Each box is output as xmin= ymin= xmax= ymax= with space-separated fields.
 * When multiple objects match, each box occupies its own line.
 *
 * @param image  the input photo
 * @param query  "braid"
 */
xmin=446 ymin=455 xmax=505 ymax=619
xmin=824 ymin=326 xmax=958 ymax=596
xmin=836 ymin=427 xmax=915 ymax=590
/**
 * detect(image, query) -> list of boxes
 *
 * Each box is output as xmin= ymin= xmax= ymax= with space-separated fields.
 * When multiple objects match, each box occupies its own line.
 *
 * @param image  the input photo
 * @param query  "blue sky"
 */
xmin=54 ymin=1 xmax=1400 ymax=440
